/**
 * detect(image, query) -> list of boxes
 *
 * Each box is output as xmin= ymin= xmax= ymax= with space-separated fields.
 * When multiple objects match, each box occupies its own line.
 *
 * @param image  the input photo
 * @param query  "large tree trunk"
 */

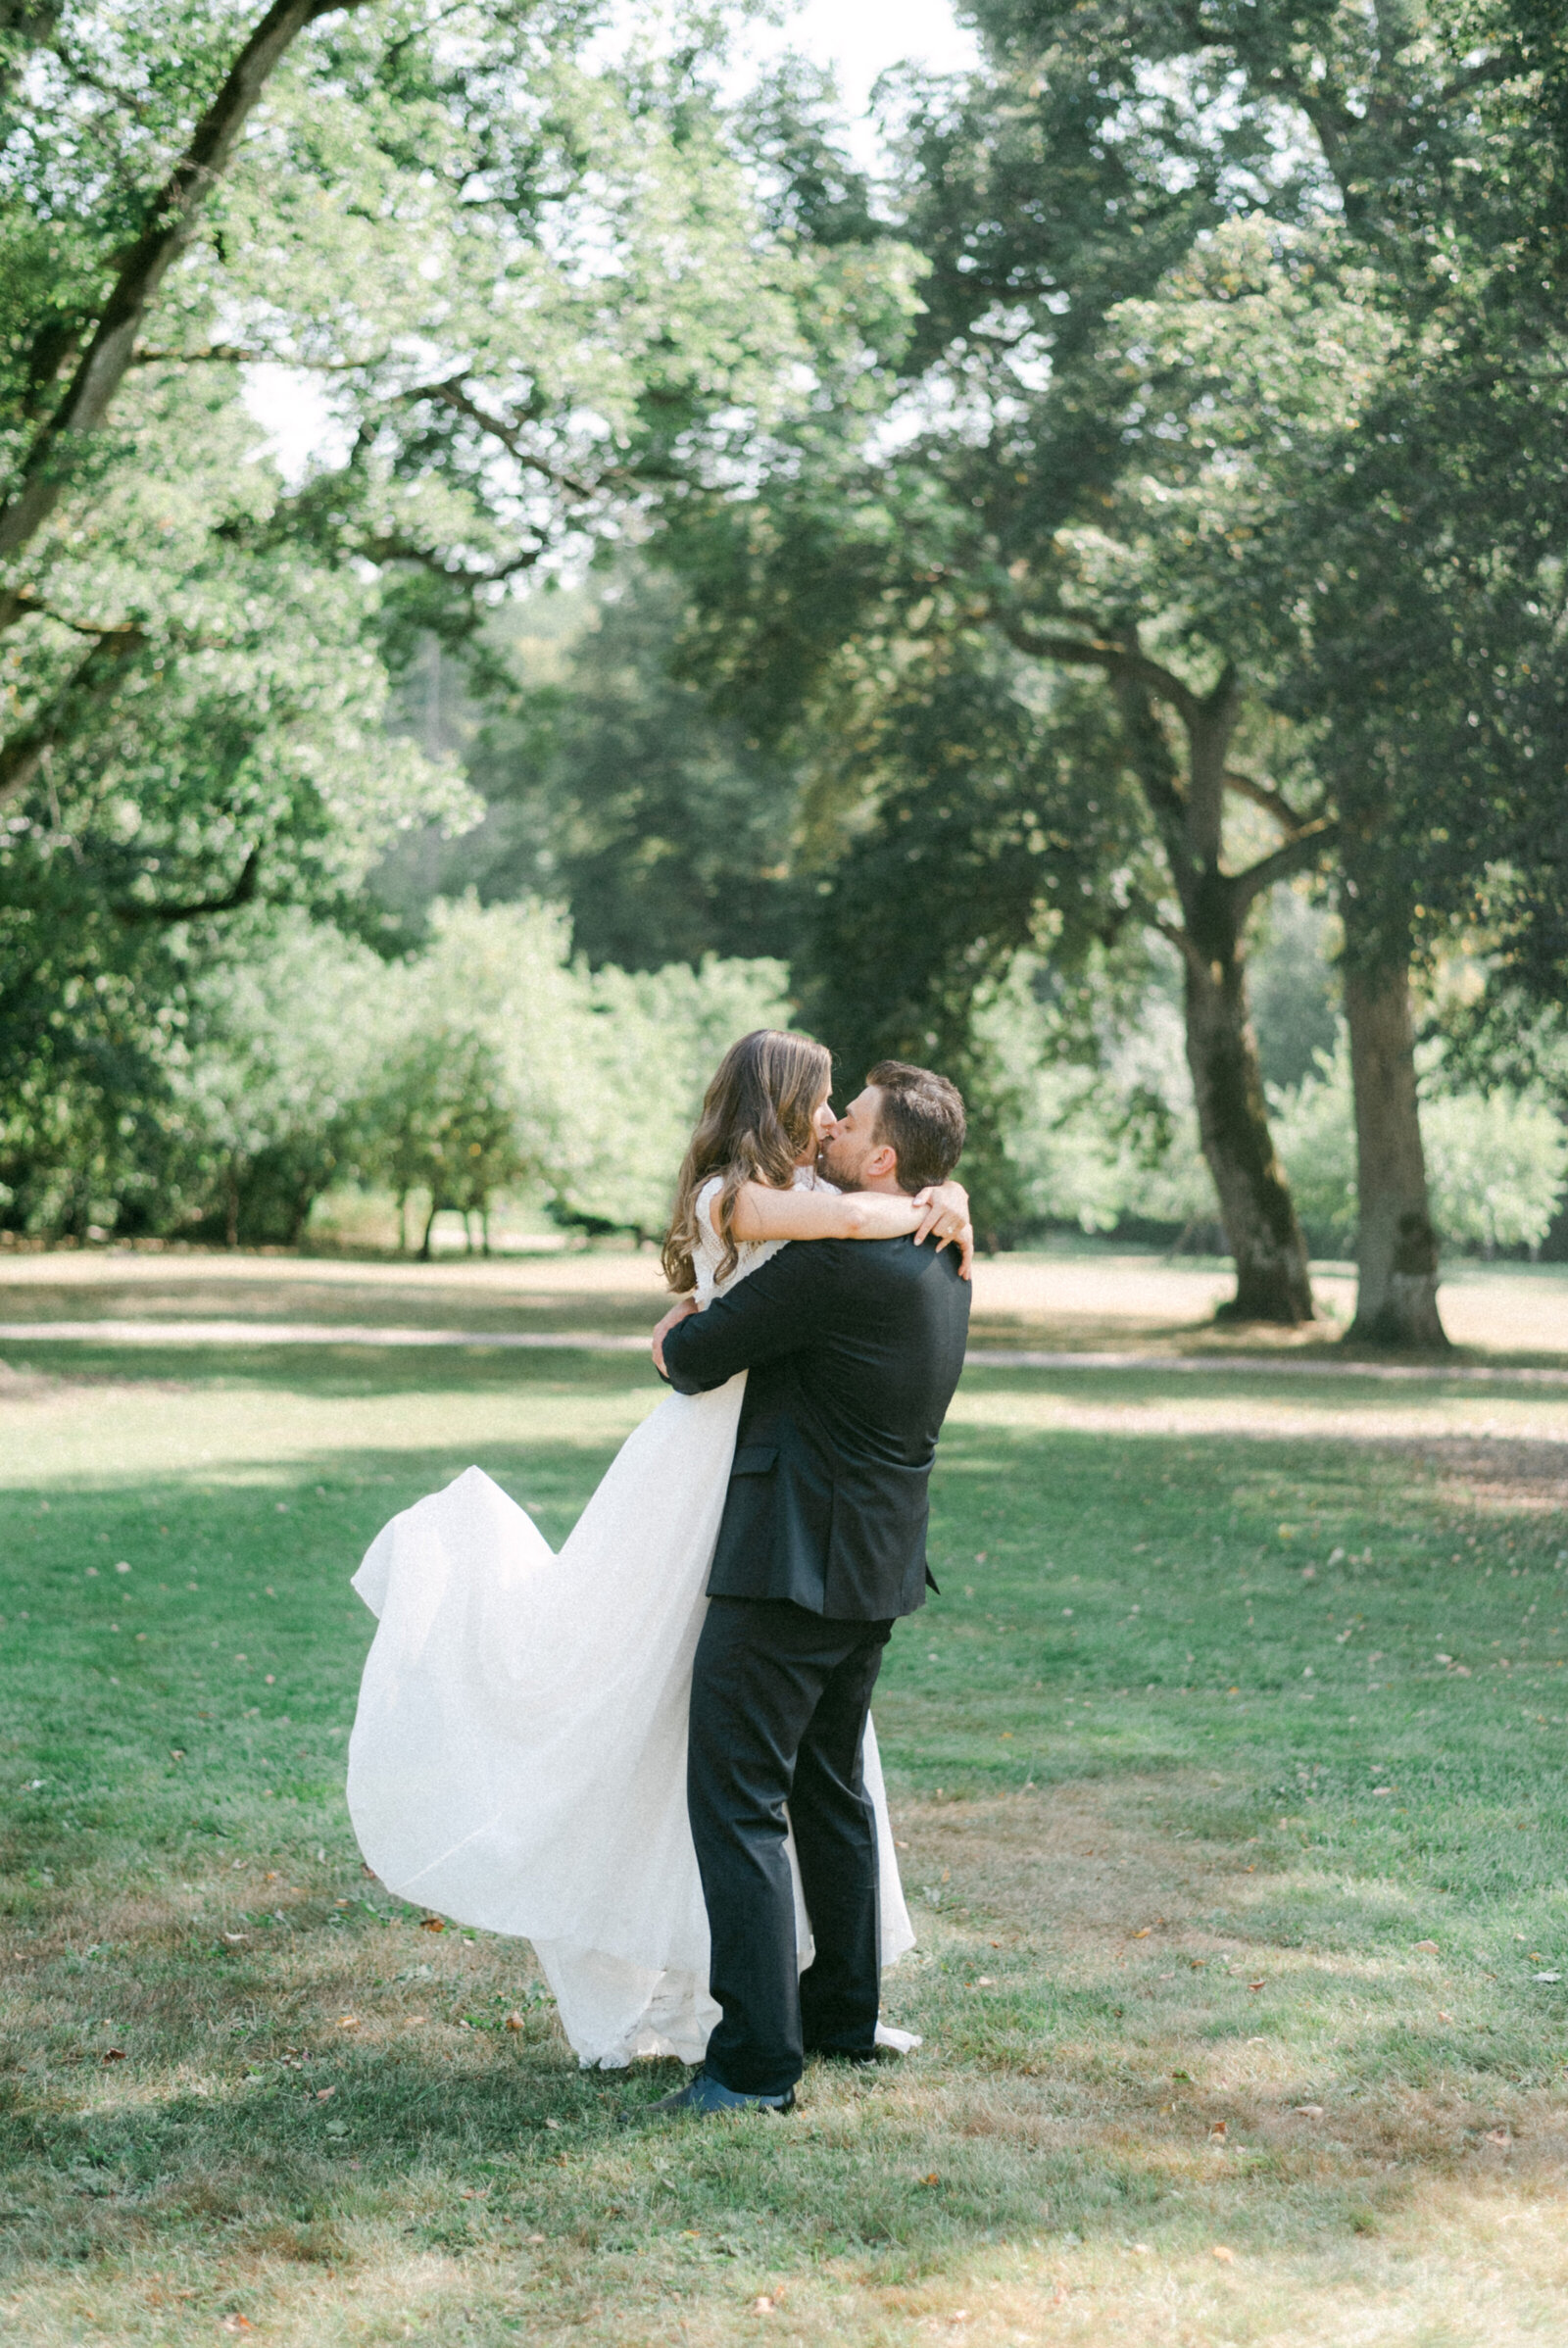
xmin=1182 ymin=937 xmax=1316 ymax=1324
xmin=1342 ymin=925 xmax=1448 ymax=1349
xmin=1123 ymin=665 xmax=1315 ymax=1325
xmin=1004 ymin=630 xmax=1326 ymax=1324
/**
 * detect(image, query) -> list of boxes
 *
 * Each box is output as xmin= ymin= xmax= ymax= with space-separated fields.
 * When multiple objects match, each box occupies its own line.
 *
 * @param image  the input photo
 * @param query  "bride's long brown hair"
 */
xmin=662 ymin=1029 xmax=832 ymax=1294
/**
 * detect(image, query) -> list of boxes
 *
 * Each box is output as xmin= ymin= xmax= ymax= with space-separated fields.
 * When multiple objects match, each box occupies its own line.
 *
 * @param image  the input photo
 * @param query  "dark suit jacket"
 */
xmin=661 ymin=1234 xmax=970 ymax=1621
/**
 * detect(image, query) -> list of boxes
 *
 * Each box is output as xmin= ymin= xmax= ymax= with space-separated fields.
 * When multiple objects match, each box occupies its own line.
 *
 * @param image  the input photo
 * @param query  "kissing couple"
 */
xmin=347 ymin=1031 xmax=974 ymax=2115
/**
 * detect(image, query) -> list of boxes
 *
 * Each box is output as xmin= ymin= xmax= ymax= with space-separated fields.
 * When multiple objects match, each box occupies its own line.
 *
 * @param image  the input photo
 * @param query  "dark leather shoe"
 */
xmin=635 ymin=2070 xmax=796 ymax=2120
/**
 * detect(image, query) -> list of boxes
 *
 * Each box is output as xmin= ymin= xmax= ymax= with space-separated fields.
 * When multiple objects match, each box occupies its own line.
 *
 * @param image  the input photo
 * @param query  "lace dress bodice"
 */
xmin=693 ymin=1167 xmax=832 ymax=1304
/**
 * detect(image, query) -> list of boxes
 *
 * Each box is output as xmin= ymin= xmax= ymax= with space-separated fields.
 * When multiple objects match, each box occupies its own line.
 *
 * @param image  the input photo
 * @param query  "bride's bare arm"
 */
xmin=730 ymin=1179 xmax=973 ymax=1276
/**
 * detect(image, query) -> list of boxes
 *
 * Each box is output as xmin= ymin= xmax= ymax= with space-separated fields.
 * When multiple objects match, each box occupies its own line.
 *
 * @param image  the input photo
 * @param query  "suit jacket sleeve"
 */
xmin=661 ymin=1242 xmax=830 ymax=1394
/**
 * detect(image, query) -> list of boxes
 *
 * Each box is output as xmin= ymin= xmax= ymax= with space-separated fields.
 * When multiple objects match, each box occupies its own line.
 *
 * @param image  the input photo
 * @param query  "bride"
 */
xmin=347 ymin=1029 xmax=972 ymax=2070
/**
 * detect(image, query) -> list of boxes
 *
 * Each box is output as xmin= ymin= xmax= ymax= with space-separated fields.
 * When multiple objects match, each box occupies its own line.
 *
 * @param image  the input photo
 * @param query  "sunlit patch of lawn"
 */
xmin=0 ymin=1341 xmax=1565 ymax=2343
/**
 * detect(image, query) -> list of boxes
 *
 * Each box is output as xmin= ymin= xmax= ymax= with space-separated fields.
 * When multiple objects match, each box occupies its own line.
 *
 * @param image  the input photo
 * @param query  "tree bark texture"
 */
xmin=1002 ymin=615 xmax=1325 ymax=1324
xmin=1118 ymin=669 xmax=1318 ymax=1325
xmin=1181 ymin=934 xmax=1316 ymax=1324
xmin=1342 ymin=941 xmax=1448 ymax=1349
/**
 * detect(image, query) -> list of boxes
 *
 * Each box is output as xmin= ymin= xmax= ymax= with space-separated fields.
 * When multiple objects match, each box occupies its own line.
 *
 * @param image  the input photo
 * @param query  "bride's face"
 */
xmin=799 ymin=1089 xmax=835 ymax=1165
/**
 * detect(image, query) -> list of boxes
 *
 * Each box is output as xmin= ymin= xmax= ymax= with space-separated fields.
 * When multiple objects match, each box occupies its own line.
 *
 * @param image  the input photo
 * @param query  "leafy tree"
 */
xmin=0 ymin=0 xmax=851 ymax=1221
xmin=978 ymin=0 xmax=1568 ymax=1344
xmin=668 ymin=64 xmax=1324 ymax=1312
xmin=0 ymin=0 xmax=830 ymax=987
xmin=426 ymin=567 xmax=802 ymax=972
xmin=361 ymin=895 xmax=791 ymax=1247
xmin=367 ymin=1028 xmax=527 ymax=1256
xmin=173 ymin=910 xmax=391 ymax=1245
xmin=0 ymin=430 xmax=469 ymax=1235
xmin=669 ymin=0 xmax=1568 ymax=1338
xmin=1270 ymin=1033 xmax=1568 ymax=1263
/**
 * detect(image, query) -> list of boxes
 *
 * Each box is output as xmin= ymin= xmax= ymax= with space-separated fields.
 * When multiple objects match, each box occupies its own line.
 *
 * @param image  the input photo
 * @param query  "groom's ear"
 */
xmin=864 ymin=1140 xmax=901 ymax=1185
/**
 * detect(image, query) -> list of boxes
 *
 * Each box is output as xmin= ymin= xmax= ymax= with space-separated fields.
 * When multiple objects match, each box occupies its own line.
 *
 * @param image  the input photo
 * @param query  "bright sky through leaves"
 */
xmin=243 ymin=0 xmax=980 ymax=479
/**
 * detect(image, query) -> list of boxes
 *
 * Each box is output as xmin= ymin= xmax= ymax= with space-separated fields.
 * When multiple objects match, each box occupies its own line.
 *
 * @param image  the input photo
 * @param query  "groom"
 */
xmin=650 ymin=1060 xmax=971 ymax=2116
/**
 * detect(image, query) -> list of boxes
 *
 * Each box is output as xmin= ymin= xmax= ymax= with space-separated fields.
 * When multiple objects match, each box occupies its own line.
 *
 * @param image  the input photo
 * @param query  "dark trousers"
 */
xmin=687 ymin=1596 xmax=893 ymax=2098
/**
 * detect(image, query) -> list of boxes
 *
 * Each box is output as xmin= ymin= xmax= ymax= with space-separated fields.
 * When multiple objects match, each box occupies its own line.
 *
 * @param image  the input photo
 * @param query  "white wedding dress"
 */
xmin=346 ymin=1175 xmax=915 ymax=2069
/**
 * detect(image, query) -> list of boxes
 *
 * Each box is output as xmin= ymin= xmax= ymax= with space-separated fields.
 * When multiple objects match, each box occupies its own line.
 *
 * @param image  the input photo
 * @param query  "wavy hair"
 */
xmin=662 ymin=1029 xmax=832 ymax=1294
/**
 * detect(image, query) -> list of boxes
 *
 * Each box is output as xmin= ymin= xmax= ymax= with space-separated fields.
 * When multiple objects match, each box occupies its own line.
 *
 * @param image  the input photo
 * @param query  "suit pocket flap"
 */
xmin=731 ymin=1443 xmax=779 ymax=1476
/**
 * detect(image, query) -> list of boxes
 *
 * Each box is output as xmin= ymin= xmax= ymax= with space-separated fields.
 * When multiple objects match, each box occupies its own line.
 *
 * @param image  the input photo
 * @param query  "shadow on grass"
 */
xmin=4 ymin=1379 xmax=1568 ymax=2329
xmin=0 ymin=1338 xmax=658 ymax=1402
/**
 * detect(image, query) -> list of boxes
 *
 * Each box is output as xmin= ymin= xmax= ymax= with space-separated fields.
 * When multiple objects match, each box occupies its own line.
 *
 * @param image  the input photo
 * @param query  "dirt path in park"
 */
xmin=0 ymin=1244 xmax=1562 ymax=1362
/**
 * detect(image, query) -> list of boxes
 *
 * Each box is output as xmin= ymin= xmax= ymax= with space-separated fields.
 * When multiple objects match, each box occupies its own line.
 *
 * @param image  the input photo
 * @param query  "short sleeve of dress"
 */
xmin=692 ymin=1177 xmax=728 ymax=1303
xmin=691 ymin=1165 xmax=834 ymax=1304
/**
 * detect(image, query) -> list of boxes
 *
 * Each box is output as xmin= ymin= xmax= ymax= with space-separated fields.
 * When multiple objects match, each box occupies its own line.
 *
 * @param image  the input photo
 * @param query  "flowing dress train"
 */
xmin=345 ymin=1182 xmax=914 ymax=2068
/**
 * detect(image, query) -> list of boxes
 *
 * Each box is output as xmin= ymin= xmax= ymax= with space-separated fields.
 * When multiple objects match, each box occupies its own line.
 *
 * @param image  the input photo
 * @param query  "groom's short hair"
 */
xmin=864 ymin=1061 xmax=966 ymax=1193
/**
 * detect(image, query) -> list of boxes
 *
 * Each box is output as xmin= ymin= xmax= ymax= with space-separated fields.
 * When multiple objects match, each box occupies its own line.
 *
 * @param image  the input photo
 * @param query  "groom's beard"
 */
xmin=816 ymin=1137 xmax=865 ymax=1192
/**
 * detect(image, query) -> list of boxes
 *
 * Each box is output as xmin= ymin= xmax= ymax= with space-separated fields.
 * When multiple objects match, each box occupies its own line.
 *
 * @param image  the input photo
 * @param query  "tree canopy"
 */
xmin=1 ymin=0 xmax=1564 ymax=1295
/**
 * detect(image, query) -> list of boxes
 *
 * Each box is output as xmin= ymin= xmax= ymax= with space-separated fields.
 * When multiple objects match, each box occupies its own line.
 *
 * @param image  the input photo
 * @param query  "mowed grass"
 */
xmin=1 ymin=1338 xmax=1568 ymax=2344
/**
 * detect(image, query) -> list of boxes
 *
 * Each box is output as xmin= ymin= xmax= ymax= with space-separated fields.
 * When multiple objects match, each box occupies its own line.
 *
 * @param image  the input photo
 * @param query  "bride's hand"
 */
xmin=911 ymin=1181 xmax=974 ymax=1280
xmin=651 ymin=1294 xmax=701 ymax=1377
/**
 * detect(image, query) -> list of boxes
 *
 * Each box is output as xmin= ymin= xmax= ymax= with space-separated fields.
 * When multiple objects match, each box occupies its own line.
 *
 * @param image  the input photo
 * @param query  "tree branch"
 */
xmin=4 ymin=589 xmax=146 ymax=642
xmin=994 ymin=611 xmax=1203 ymax=729
xmin=414 ymin=376 xmax=603 ymax=501
xmin=114 ymin=844 xmax=262 ymax=924
xmin=1230 ymin=818 xmax=1339 ymax=914
xmin=356 ymin=528 xmax=546 ymax=587
xmin=0 ymin=0 xmax=371 ymax=567
xmin=130 ymin=344 xmax=387 ymax=372
xmin=1106 ymin=671 xmax=1191 ymax=848
xmin=0 ymin=629 xmax=146 ymax=807
xmin=1223 ymin=766 xmax=1318 ymax=833
xmin=1433 ymin=51 xmax=1512 ymax=111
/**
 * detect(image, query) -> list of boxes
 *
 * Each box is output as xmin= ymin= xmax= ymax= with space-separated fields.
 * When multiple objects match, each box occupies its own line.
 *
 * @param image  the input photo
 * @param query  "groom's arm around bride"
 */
xmin=654 ymin=1063 xmax=971 ymax=2113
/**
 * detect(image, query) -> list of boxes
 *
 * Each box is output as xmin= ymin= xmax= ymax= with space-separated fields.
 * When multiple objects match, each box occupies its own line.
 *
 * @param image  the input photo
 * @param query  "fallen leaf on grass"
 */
xmin=752 ymin=2297 xmax=775 ymax=2314
xmin=315 ymin=2087 xmax=335 ymax=2101
xmin=101 ymin=2048 xmax=125 ymax=2065
xmin=1212 ymin=2245 xmax=1235 ymax=2265
xmin=1438 ymin=2010 xmax=1453 ymax=2023
xmin=419 ymin=1916 xmax=445 ymax=1933
xmin=917 ymin=2172 xmax=940 ymax=2187
xmin=1208 ymin=2122 xmax=1227 ymax=2140
xmin=505 ymin=2012 xmax=525 ymax=2030
xmin=1414 ymin=1939 xmax=1440 ymax=1954
xmin=335 ymin=2015 xmax=360 ymax=2030
xmin=1485 ymin=2129 xmax=1513 ymax=2149
xmin=1247 ymin=1980 xmax=1265 ymax=1991
xmin=1131 ymin=1928 xmax=1151 ymax=1939
xmin=220 ymin=1933 xmax=246 ymax=1947
xmin=1293 ymin=2104 xmax=1325 ymax=2118
xmin=219 ymin=2321 xmax=253 ymax=2335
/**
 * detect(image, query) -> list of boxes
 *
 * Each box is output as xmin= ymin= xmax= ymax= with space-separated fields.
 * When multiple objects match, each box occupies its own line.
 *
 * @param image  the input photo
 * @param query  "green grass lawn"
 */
xmin=2 ymin=1340 xmax=1567 ymax=2345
